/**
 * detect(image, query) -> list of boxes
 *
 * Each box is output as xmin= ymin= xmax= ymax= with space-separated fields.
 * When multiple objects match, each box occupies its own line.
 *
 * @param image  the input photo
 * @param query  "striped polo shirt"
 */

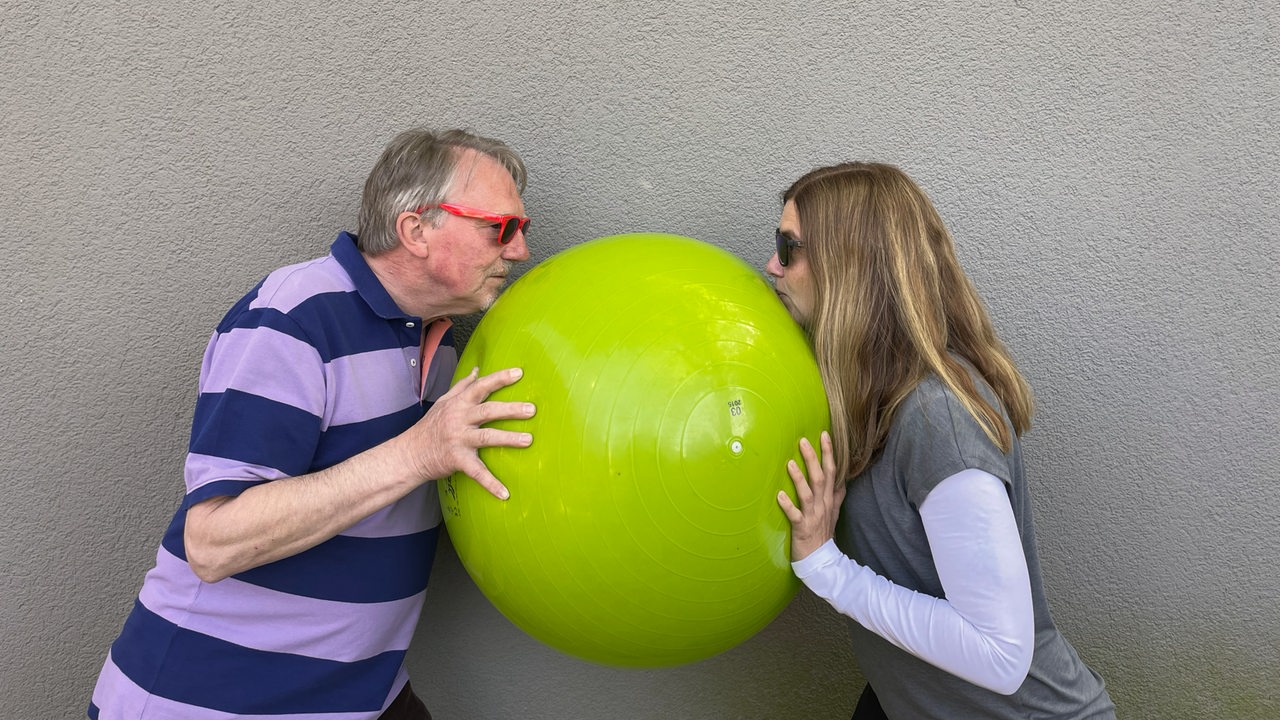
xmin=90 ymin=232 xmax=457 ymax=719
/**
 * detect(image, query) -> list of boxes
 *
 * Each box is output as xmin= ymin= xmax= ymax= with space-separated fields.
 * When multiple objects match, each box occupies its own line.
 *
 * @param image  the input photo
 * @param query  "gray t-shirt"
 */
xmin=836 ymin=371 xmax=1115 ymax=719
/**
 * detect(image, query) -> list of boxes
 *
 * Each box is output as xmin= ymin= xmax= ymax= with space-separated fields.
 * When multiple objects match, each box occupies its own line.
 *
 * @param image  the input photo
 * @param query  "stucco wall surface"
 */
xmin=2 ymin=1 xmax=1276 ymax=718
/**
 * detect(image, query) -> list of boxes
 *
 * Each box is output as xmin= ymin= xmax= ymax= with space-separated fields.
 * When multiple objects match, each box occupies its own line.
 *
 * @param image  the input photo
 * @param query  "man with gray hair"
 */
xmin=89 ymin=128 xmax=537 ymax=720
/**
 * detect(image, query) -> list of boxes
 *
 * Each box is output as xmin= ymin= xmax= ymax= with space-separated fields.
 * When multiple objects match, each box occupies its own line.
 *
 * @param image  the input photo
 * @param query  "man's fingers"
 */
xmin=472 ymin=427 xmax=534 ymax=448
xmin=457 ymin=458 xmax=511 ymax=501
xmin=474 ymin=400 xmax=536 ymax=424
xmin=468 ymin=367 xmax=524 ymax=398
xmin=438 ymin=367 xmax=480 ymax=400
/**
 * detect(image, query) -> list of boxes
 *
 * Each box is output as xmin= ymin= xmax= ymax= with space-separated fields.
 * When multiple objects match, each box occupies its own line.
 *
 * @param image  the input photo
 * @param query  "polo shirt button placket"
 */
xmin=406 ymin=319 xmax=426 ymax=402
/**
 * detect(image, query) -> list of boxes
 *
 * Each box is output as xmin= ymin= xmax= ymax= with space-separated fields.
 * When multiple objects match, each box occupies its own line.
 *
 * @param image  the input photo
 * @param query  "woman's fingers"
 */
xmin=798 ymin=437 xmax=823 ymax=485
xmin=777 ymin=490 xmax=802 ymax=524
xmin=787 ymin=458 xmax=812 ymax=505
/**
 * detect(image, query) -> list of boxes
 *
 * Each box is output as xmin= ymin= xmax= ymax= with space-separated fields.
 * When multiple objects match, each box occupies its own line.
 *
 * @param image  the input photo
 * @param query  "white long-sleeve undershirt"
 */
xmin=792 ymin=468 xmax=1035 ymax=695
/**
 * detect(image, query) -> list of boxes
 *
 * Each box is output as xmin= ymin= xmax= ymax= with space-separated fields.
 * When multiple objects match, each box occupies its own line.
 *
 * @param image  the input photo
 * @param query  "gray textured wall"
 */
xmin=2 ymin=1 xmax=1277 ymax=718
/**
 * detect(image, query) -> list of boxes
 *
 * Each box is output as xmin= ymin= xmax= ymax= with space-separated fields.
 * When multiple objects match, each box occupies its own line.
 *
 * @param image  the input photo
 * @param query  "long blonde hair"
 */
xmin=784 ymin=162 xmax=1033 ymax=480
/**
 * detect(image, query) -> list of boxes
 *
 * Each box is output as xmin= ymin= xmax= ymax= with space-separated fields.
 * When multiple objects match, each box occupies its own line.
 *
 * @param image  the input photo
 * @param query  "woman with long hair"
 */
xmin=770 ymin=162 xmax=1115 ymax=719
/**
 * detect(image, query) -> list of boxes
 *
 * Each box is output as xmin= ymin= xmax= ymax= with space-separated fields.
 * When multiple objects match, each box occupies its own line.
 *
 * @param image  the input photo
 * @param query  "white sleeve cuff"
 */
xmin=791 ymin=538 xmax=844 ymax=579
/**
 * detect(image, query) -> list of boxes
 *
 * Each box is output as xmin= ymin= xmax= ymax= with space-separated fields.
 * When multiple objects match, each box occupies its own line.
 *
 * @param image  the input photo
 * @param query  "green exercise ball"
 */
xmin=440 ymin=233 xmax=829 ymax=667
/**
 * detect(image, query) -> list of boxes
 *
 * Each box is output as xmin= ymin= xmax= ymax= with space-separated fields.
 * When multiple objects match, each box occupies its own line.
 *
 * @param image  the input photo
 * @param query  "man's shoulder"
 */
xmin=255 ymin=254 xmax=353 ymax=314
xmin=214 ymin=253 xmax=354 ymax=335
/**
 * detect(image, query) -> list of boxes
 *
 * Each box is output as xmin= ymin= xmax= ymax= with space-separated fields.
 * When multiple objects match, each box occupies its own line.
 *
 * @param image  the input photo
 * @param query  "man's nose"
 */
xmin=503 ymin=229 xmax=530 ymax=262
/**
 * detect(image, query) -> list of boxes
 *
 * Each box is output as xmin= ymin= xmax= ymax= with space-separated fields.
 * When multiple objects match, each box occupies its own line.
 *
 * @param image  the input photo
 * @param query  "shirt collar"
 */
xmin=330 ymin=231 xmax=415 ymax=321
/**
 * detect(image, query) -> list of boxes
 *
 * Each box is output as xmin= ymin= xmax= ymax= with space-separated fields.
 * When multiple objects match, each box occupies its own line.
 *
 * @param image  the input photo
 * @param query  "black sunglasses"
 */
xmin=775 ymin=229 xmax=803 ymax=267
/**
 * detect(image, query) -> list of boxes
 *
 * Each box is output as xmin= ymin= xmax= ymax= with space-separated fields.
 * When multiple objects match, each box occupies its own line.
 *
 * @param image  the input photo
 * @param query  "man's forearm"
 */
xmin=183 ymin=434 xmax=424 ymax=582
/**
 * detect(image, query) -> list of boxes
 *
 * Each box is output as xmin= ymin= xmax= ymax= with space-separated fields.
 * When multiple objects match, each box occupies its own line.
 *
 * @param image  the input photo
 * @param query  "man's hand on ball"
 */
xmin=410 ymin=367 xmax=535 ymax=499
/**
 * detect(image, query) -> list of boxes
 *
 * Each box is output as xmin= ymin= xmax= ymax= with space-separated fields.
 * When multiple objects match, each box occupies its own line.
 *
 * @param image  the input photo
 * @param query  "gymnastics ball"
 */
xmin=440 ymin=233 xmax=828 ymax=667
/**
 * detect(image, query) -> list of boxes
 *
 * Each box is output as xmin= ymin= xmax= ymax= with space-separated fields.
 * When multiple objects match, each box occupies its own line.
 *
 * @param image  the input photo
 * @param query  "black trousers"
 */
xmin=851 ymin=684 xmax=889 ymax=720
xmin=378 ymin=683 xmax=431 ymax=720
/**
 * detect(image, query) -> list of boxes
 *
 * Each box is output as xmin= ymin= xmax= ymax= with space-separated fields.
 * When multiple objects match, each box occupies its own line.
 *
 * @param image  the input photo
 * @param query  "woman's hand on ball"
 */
xmin=410 ymin=366 xmax=535 ymax=499
xmin=776 ymin=431 xmax=845 ymax=561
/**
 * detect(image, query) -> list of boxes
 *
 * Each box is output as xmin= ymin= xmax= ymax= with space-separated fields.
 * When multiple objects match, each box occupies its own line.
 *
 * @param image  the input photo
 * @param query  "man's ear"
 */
xmin=396 ymin=210 xmax=433 ymax=258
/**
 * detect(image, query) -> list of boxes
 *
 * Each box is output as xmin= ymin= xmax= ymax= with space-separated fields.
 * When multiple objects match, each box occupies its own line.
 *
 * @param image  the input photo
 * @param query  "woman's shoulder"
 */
xmin=887 ymin=369 xmax=1017 ymax=498
xmin=897 ymin=373 xmax=961 ymax=425
xmin=893 ymin=364 xmax=1011 ymax=451
xmin=901 ymin=358 xmax=1001 ymax=416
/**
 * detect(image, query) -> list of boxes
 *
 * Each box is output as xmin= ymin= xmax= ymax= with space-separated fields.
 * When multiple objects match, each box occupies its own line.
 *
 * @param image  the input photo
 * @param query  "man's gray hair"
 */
xmin=357 ymin=128 xmax=526 ymax=254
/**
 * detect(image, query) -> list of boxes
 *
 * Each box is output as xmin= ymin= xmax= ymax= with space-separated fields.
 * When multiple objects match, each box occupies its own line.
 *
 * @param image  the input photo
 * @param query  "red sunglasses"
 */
xmin=415 ymin=202 xmax=530 ymax=244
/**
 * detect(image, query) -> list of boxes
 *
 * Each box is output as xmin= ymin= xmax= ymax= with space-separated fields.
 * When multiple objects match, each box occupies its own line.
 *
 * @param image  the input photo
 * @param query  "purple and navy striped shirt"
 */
xmin=90 ymin=232 xmax=457 ymax=719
